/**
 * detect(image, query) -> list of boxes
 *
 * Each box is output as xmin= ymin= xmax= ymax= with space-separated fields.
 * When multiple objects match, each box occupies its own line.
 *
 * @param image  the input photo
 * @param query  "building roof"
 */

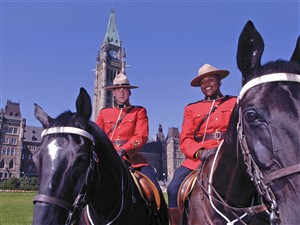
xmin=23 ymin=126 xmax=44 ymax=143
xmin=166 ymin=127 xmax=180 ymax=140
xmin=4 ymin=100 xmax=21 ymax=119
xmin=104 ymin=10 xmax=121 ymax=47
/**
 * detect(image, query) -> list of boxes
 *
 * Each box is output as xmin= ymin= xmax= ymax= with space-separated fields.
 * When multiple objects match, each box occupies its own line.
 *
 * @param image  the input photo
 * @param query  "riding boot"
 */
xmin=168 ymin=208 xmax=181 ymax=225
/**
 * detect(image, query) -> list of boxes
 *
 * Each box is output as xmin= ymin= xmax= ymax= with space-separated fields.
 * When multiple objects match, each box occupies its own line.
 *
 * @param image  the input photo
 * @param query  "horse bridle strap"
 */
xmin=41 ymin=126 xmax=94 ymax=144
xmin=238 ymin=73 xmax=300 ymax=101
xmin=263 ymin=164 xmax=300 ymax=185
xmin=33 ymin=194 xmax=73 ymax=211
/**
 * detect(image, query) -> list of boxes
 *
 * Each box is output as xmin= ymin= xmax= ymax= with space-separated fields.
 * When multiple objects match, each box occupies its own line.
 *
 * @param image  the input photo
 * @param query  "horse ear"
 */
xmin=76 ymin=87 xmax=92 ymax=121
xmin=237 ymin=20 xmax=264 ymax=85
xmin=34 ymin=103 xmax=53 ymax=128
xmin=290 ymin=36 xmax=300 ymax=64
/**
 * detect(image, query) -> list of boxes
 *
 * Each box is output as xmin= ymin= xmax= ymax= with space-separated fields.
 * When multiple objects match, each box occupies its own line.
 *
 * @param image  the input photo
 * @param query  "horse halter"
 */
xmin=33 ymin=126 xmax=98 ymax=225
xmin=237 ymin=73 xmax=300 ymax=225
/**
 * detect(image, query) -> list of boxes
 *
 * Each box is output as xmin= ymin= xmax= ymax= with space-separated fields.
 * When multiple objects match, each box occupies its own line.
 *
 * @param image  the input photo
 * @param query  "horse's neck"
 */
xmin=212 ymin=141 xmax=256 ymax=207
xmin=88 ymin=144 xmax=132 ymax=220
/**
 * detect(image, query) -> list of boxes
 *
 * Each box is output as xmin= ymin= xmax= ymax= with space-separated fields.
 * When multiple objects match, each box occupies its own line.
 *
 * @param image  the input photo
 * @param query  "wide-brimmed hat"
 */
xmin=105 ymin=73 xmax=138 ymax=90
xmin=190 ymin=63 xmax=230 ymax=87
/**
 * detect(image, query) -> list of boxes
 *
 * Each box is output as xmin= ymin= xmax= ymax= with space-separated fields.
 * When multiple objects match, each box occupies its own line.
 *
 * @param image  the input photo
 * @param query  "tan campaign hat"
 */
xmin=105 ymin=73 xmax=138 ymax=89
xmin=190 ymin=63 xmax=229 ymax=87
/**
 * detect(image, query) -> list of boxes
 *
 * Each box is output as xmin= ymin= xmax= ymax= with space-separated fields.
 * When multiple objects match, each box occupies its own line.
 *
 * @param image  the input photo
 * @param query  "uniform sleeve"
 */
xmin=96 ymin=110 xmax=105 ymax=130
xmin=180 ymin=106 xmax=202 ymax=160
xmin=121 ymin=107 xmax=149 ymax=158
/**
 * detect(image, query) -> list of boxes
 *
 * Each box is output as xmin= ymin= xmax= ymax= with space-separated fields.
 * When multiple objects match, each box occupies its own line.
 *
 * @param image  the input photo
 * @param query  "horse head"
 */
xmin=32 ymin=88 xmax=119 ymax=224
xmin=236 ymin=20 xmax=300 ymax=225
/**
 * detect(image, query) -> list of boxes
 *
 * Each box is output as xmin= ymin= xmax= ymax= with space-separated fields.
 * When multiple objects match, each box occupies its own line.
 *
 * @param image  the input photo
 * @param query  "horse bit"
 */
xmin=237 ymin=73 xmax=300 ymax=225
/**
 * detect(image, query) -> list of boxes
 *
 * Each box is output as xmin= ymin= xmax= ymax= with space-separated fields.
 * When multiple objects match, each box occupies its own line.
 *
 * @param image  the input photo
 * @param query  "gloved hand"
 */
xmin=195 ymin=148 xmax=204 ymax=160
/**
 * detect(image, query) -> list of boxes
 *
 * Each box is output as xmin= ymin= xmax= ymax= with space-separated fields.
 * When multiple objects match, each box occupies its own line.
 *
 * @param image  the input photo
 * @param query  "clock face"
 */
xmin=109 ymin=49 xmax=118 ymax=59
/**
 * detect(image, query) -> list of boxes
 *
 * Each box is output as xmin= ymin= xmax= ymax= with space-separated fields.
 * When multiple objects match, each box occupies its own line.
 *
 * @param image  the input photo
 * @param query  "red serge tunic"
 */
xmin=96 ymin=105 xmax=149 ymax=168
xmin=180 ymin=96 xmax=237 ymax=170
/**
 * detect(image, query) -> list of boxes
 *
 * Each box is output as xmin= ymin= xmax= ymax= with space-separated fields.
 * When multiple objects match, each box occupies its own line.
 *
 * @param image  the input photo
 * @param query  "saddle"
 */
xmin=177 ymin=170 xmax=198 ymax=213
xmin=130 ymin=170 xmax=161 ymax=212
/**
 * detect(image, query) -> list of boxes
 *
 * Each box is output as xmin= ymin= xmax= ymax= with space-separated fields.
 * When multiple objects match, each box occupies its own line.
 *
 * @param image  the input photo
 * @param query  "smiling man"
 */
xmin=167 ymin=64 xmax=237 ymax=225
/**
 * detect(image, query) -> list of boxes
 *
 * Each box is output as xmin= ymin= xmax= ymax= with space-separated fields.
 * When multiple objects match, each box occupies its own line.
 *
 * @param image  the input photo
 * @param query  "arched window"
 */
xmin=0 ymin=159 xmax=4 ymax=168
xmin=2 ymin=147 xmax=6 ymax=155
xmin=9 ymin=160 xmax=14 ymax=169
xmin=11 ymin=148 xmax=14 ymax=156
xmin=7 ymin=147 xmax=10 ymax=156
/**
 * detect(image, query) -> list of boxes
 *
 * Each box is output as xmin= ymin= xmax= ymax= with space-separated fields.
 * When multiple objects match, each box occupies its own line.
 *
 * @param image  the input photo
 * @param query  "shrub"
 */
xmin=0 ymin=177 xmax=39 ymax=191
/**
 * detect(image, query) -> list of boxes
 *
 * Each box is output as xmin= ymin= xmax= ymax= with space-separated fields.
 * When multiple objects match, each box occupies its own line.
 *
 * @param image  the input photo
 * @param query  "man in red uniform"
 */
xmin=167 ymin=64 xmax=237 ymax=225
xmin=96 ymin=73 xmax=162 ymax=193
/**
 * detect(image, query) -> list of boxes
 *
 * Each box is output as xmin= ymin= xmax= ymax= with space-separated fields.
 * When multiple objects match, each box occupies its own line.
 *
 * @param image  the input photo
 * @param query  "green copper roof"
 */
xmin=104 ymin=10 xmax=121 ymax=47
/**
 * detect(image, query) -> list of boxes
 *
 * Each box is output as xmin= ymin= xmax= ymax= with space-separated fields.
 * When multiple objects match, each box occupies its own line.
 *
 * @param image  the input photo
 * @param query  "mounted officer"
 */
xmin=96 ymin=73 xmax=163 ymax=195
xmin=167 ymin=64 xmax=237 ymax=225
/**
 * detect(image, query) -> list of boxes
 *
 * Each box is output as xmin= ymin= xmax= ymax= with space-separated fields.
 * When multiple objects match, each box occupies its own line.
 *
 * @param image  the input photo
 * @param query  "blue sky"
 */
xmin=1 ymin=0 xmax=299 ymax=138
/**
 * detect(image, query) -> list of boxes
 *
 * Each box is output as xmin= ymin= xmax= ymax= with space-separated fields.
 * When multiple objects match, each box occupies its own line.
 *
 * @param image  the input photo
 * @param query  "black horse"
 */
xmin=184 ymin=20 xmax=300 ymax=225
xmin=32 ymin=88 xmax=169 ymax=225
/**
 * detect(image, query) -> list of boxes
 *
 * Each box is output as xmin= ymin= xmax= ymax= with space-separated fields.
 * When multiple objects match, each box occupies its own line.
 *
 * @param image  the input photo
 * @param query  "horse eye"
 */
xmin=244 ymin=110 xmax=260 ymax=124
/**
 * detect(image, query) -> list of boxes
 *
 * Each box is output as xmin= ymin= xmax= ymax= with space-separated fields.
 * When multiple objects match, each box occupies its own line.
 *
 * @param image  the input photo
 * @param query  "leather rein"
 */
xmin=197 ymin=144 xmax=268 ymax=225
xmin=198 ymin=73 xmax=300 ymax=225
xmin=33 ymin=126 xmax=127 ymax=225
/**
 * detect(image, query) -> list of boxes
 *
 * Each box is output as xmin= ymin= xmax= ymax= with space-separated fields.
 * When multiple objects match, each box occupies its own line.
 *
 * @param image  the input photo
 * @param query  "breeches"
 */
xmin=167 ymin=166 xmax=192 ymax=208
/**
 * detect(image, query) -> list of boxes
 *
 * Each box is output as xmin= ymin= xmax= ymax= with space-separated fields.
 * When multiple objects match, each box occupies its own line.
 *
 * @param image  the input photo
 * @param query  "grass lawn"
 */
xmin=0 ymin=192 xmax=35 ymax=225
xmin=0 ymin=191 xmax=168 ymax=225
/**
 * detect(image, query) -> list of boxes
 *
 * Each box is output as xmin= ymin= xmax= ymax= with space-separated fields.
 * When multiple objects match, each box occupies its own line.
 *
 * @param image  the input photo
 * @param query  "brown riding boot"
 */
xmin=168 ymin=208 xmax=181 ymax=225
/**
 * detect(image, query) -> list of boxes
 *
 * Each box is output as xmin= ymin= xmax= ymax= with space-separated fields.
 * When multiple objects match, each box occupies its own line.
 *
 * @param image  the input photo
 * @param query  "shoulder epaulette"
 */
xmin=187 ymin=100 xmax=203 ymax=106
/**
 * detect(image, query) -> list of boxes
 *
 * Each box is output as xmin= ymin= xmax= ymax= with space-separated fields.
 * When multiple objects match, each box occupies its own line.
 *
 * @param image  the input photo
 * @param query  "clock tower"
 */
xmin=93 ymin=10 xmax=126 ymax=121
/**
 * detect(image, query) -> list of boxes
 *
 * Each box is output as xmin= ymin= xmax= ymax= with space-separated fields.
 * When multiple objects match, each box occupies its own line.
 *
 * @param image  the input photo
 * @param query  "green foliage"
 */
xmin=0 ymin=192 xmax=35 ymax=225
xmin=0 ymin=177 xmax=39 ymax=191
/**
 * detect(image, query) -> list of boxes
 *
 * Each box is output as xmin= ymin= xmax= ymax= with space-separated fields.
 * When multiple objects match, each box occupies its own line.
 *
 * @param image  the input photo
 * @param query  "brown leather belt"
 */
xmin=111 ymin=140 xmax=128 ymax=146
xmin=194 ymin=131 xmax=225 ymax=143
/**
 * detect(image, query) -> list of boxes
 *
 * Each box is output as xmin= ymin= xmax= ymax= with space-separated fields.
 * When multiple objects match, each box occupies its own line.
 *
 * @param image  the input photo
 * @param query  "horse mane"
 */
xmin=89 ymin=121 xmax=116 ymax=149
xmin=260 ymin=60 xmax=300 ymax=75
xmin=245 ymin=60 xmax=300 ymax=83
xmin=48 ymin=110 xmax=80 ymax=126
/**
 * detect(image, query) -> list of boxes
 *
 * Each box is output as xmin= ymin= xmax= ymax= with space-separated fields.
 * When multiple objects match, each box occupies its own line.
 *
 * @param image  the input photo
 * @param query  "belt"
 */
xmin=194 ymin=131 xmax=225 ymax=143
xmin=111 ymin=139 xmax=128 ymax=147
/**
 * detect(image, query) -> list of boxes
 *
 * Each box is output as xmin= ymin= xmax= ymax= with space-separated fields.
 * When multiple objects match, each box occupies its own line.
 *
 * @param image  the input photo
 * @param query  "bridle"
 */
xmin=237 ymin=73 xmax=300 ymax=225
xmin=33 ymin=126 xmax=132 ymax=225
xmin=198 ymin=143 xmax=268 ymax=225
xmin=197 ymin=73 xmax=300 ymax=225
xmin=33 ymin=126 xmax=98 ymax=225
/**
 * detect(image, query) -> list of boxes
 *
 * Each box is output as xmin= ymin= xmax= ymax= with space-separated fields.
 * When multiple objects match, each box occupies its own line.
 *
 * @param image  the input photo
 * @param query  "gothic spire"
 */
xmin=104 ymin=10 xmax=121 ymax=47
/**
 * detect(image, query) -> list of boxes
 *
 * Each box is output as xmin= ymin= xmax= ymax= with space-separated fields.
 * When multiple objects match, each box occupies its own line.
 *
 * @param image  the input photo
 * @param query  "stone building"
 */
xmin=0 ymin=101 xmax=41 ymax=179
xmin=0 ymin=101 xmax=24 ymax=179
xmin=21 ymin=125 xmax=43 ymax=177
